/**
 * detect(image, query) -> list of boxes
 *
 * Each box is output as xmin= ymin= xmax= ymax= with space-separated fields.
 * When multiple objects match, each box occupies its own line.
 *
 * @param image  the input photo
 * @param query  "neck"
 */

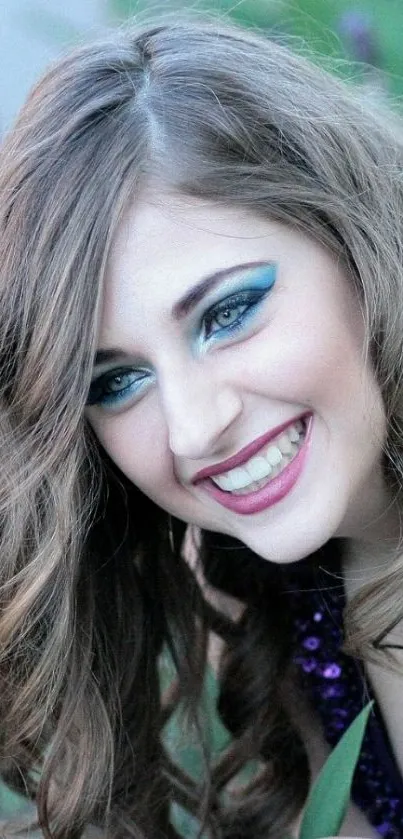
xmin=337 ymin=472 xmax=402 ymax=600
xmin=342 ymin=508 xmax=403 ymax=602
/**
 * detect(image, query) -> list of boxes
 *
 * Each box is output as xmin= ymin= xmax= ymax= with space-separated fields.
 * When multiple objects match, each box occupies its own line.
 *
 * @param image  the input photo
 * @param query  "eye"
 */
xmin=87 ymin=367 xmax=151 ymax=409
xmin=202 ymin=288 xmax=268 ymax=342
xmin=212 ymin=303 xmax=249 ymax=329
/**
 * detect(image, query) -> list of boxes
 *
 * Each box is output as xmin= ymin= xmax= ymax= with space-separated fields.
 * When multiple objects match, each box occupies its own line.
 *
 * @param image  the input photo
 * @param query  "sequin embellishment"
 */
xmin=286 ymin=566 xmax=403 ymax=838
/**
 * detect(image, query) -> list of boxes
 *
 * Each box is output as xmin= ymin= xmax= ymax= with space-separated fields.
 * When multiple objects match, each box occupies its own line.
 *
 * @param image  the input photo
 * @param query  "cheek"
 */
xmin=243 ymin=319 xmax=356 ymax=404
xmin=91 ymin=401 xmax=173 ymax=491
xmin=240 ymin=291 xmax=381 ymax=435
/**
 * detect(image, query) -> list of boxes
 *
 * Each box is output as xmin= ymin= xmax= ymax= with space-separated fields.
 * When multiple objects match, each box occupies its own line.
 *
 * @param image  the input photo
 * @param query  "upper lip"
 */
xmin=192 ymin=413 xmax=308 ymax=483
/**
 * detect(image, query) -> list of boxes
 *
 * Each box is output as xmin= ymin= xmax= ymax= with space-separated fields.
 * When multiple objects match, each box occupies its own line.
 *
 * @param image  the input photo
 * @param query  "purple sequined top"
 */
xmin=285 ymin=560 xmax=403 ymax=838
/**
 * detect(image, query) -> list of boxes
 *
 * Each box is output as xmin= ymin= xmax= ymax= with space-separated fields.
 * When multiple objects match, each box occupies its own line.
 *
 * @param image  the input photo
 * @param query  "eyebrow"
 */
xmin=94 ymin=348 xmax=124 ymax=367
xmin=94 ymin=260 xmax=270 ymax=368
xmin=172 ymin=260 xmax=269 ymax=318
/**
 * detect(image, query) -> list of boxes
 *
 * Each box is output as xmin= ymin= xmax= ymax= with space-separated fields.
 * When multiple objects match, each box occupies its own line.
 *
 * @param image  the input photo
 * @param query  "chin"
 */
xmin=235 ymin=511 xmax=345 ymax=565
xmin=241 ymin=539 xmax=323 ymax=565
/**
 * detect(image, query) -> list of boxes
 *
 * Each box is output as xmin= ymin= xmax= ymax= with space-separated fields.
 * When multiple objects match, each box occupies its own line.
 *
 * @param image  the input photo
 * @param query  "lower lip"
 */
xmin=200 ymin=417 xmax=312 ymax=515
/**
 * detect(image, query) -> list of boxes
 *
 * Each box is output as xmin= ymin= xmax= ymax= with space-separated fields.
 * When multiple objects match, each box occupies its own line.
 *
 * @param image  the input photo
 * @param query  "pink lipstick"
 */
xmin=196 ymin=415 xmax=312 ymax=515
xmin=193 ymin=415 xmax=309 ymax=483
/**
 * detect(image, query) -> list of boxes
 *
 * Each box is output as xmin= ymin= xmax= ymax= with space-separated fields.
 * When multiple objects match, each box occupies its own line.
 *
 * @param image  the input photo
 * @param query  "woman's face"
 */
xmin=86 ymin=196 xmax=390 ymax=563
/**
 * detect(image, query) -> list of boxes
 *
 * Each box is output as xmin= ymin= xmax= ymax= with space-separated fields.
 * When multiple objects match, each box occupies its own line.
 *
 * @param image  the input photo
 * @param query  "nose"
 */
xmin=160 ymin=362 xmax=242 ymax=460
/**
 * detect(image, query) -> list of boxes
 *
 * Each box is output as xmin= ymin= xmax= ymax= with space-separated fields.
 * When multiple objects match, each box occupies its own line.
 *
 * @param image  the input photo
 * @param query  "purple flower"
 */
xmin=338 ymin=11 xmax=380 ymax=66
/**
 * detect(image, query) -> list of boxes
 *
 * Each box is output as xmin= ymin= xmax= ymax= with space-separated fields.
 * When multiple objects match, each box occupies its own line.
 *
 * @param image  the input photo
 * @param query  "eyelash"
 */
xmin=88 ymin=287 xmax=270 ymax=409
xmin=87 ymin=368 xmax=151 ymax=408
xmin=202 ymin=288 xmax=268 ymax=342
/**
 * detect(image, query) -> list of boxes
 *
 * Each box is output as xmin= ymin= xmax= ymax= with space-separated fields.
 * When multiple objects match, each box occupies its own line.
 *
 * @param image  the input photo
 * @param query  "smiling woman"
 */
xmin=0 ymin=13 xmax=402 ymax=839
xmin=87 ymin=201 xmax=387 ymax=565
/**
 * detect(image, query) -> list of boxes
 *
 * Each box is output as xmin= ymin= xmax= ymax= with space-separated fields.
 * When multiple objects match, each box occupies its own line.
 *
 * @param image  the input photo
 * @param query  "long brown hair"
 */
xmin=1 ymin=15 xmax=403 ymax=838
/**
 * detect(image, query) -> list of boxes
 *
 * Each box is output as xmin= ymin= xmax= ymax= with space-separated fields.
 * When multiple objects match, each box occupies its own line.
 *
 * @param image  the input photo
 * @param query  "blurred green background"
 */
xmin=107 ymin=0 xmax=403 ymax=95
xmin=17 ymin=0 xmax=403 ymax=102
xmin=1 ymin=0 xmax=403 ymax=834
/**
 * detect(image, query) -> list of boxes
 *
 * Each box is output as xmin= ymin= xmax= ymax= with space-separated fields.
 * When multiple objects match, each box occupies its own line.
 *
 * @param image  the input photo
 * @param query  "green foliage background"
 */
xmin=109 ymin=0 xmax=403 ymax=95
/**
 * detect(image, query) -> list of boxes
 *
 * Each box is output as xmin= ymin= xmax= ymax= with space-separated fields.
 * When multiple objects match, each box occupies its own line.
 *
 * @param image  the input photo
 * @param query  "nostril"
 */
xmin=161 ymin=367 xmax=242 ymax=459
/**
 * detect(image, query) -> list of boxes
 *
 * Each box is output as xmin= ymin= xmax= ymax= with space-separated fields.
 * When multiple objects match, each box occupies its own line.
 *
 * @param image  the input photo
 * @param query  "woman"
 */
xmin=0 ymin=14 xmax=402 ymax=839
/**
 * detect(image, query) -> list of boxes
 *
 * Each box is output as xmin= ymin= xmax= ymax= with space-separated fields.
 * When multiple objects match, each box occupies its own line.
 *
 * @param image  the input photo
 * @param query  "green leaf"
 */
xmin=299 ymin=700 xmax=374 ymax=839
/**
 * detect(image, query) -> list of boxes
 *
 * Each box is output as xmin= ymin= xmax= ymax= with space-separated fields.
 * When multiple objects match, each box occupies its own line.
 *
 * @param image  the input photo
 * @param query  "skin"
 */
xmin=87 ymin=195 xmax=397 ymax=564
xmin=86 ymin=194 xmax=401 ymax=838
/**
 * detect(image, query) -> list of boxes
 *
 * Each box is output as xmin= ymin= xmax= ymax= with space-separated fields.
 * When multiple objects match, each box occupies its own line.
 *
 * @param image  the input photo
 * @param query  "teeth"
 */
xmin=214 ymin=466 xmax=250 ymax=491
xmin=277 ymin=433 xmax=293 ymax=455
xmin=271 ymin=459 xmax=287 ymax=479
xmin=213 ymin=473 xmax=233 ymax=491
xmin=232 ymin=476 xmax=269 ymax=495
xmin=247 ymin=456 xmax=272 ymax=481
xmin=266 ymin=444 xmax=283 ymax=466
xmin=228 ymin=467 xmax=253 ymax=490
xmin=211 ymin=419 xmax=305 ymax=494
